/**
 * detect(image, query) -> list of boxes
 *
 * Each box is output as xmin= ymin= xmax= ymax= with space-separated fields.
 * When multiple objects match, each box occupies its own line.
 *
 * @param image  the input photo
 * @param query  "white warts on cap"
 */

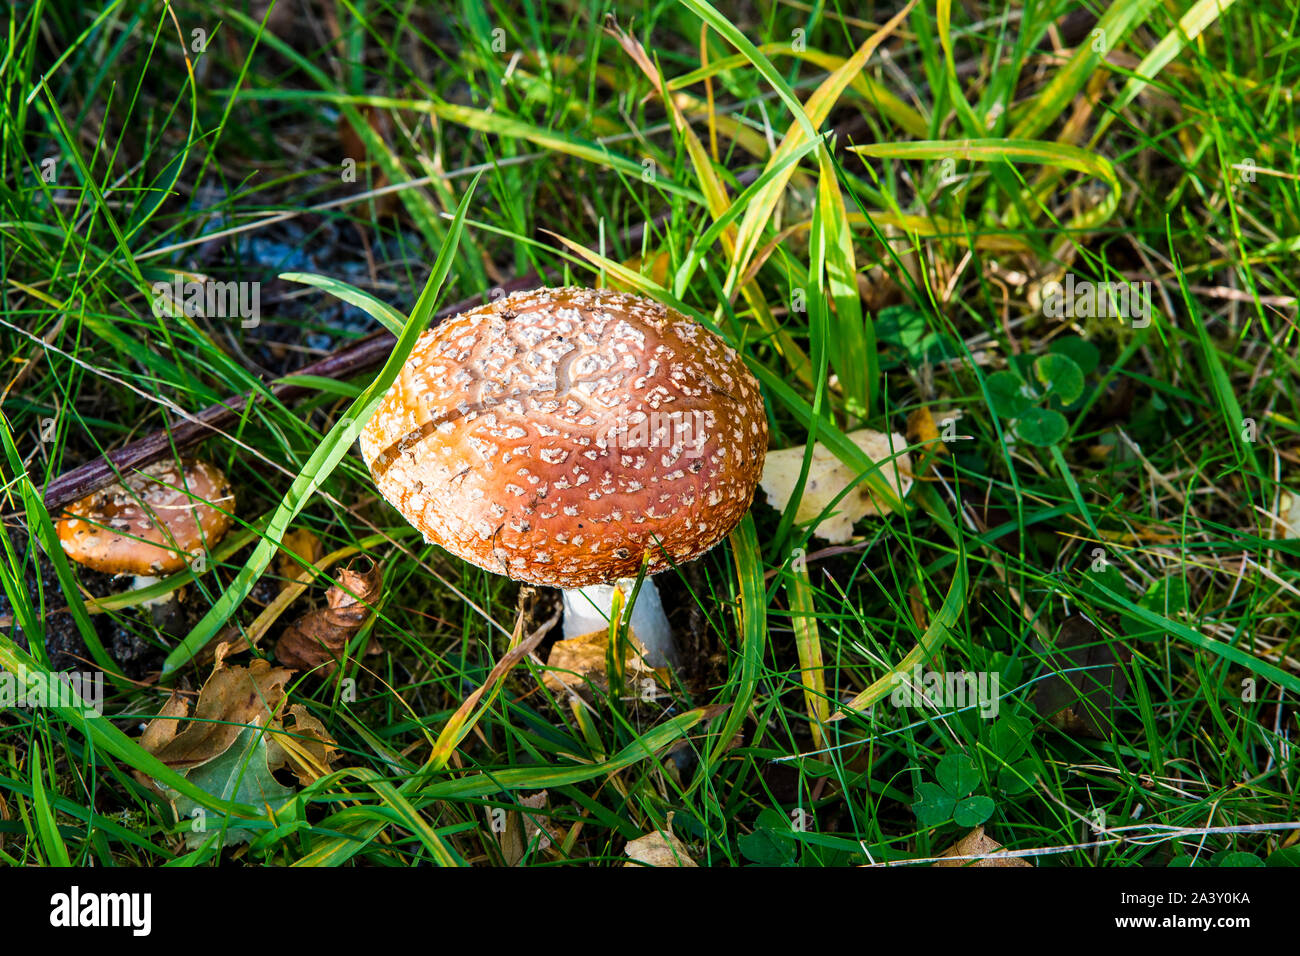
xmin=360 ymin=287 xmax=768 ymax=588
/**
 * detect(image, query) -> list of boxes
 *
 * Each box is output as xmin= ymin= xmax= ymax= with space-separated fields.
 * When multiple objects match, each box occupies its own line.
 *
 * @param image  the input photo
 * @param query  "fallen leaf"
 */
xmin=500 ymin=791 xmax=558 ymax=866
xmin=543 ymin=628 xmax=658 ymax=697
xmin=518 ymin=793 xmax=553 ymax=852
xmin=624 ymin=814 xmax=697 ymax=867
xmin=265 ymin=704 xmax=339 ymax=786
xmin=194 ymin=624 xmax=253 ymax=669
xmin=134 ymin=656 xmax=337 ymax=849
xmin=857 ymin=265 xmax=901 ymax=313
xmin=275 ymin=559 xmax=383 ymax=676
xmin=137 ymin=692 xmax=190 ymax=756
xmin=171 ymin=726 xmax=295 ymax=850
xmin=144 ymin=658 xmax=293 ymax=774
xmin=609 ymin=250 xmax=670 ymax=292
xmin=1270 ymin=489 xmax=1300 ymax=539
xmin=276 ymin=527 xmax=323 ymax=587
xmin=934 ymin=826 xmax=1031 ymax=867
xmin=907 ymin=407 xmax=942 ymax=451
xmin=907 ymin=407 xmax=958 ymax=475
xmin=759 ymin=429 xmax=912 ymax=543
xmin=1033 ymin=616 xmax=1131 ymax=738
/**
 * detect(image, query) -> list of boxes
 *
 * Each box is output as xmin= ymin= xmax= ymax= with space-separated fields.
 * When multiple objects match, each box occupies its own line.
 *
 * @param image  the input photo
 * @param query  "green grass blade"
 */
xmin=165 ymin=173 xmax=483 ymax=674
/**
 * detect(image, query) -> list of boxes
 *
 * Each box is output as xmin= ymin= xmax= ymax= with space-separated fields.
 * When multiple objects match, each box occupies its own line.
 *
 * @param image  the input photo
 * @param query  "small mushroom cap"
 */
xmin=56 ymin=459 xmax=235 ymax=576
xmin=361 ymin=287 xmax=768 ymax=588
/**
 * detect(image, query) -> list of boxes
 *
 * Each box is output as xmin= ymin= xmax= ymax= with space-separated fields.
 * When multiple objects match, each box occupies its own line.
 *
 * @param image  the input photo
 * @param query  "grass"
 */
xmin=0 ymin=0 xmax=1297 ymax=867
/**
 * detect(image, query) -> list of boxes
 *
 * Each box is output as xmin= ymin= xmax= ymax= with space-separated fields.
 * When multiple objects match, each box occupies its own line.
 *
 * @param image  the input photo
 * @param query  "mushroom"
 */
xmin=55 ymin=458 xmax=235 ymax=603
xmin=359 ymin=286 xmax=768 ymax=666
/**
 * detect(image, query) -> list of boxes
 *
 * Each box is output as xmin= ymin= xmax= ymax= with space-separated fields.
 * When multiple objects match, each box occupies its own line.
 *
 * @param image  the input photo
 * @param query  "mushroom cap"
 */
xmin=56 ymin=459 xmax=235 ymax=576
xmin=360 ymin=286 xmax=768 ymax=588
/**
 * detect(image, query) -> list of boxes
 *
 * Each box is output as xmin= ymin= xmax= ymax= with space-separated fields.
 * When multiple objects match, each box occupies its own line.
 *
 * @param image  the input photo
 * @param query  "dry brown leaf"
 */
xmin=857 ymin=266 xmax=902 ymax=313
xmin=1271 ymin=489 xmax=1300 ymax=539
xmin=194 ymin=624 xmax=254 ymax=669
xmin=145 ymin=658 xmax=292 ymax=773
xmin=518 ymin=793 xmax=554 ymax=852
xmin=934 ymin=826 xmax=1032 ymax=867
xmin=137 ymin=692 xmax=190 ymax=756
xmin=133 ymin=659 xmax=293 ymax=794
xmin=264 ymin=704 xmax=339 ymax=785
xmin=1033 ymin=616 xmax=1130 ymax=739
xmin=275 ymin=559 xmax=383 ymax=676
xmin=500 ymin=791 xmax=558 ymax=866
xmin=624 ymin=815 xmax=697 ymax=867
xmin=543 ymin=628 xmax=658 ymax=697
xmin=759 ymin=429 xmax=912 ymax=543
xmin=276 ymin=527 xmax=323 ymax=587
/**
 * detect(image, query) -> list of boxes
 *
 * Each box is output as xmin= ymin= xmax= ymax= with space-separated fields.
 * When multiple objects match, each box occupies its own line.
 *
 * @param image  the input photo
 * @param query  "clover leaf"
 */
xmin=913 ymin=753 xmax=995 ymax=828
xmin=989 ymin=715 xmax=1037 ymax=796
xmin=1049 ymin=335 xmax=1101 ymax=375
xmin=876 ymin=305 xmax=961 ymax=366
xmin=738 ymin=808 xmax=798 ymax=866
xmin=1018 ymin=405 xmax=1068 ymax=445
xmin=986 ymin=350 xmax=1088 ymax=447
xmin=987 ymin=370 xmax=1034 ymax=418
xmin=1033 ymin=352 xmax=1085 ymax=404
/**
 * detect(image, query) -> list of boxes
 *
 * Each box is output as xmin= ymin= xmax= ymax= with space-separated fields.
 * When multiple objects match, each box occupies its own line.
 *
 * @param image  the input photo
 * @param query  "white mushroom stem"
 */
xmin=561 ymin=578 xmax=676 ymax=668
xmin=131 ymin=575 xmax=174 ymax=609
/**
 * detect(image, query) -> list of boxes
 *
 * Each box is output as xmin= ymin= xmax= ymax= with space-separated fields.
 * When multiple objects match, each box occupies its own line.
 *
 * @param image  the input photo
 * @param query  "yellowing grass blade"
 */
xmin=832 ymin=487 xmax=968 ymax=719
xmin=1095 ymin=0 xmax=1240 ymax=144
xmin=815 ymin=147 xmax=873 ymax=422
xmin=1009 ymin=0 xmax=1162 ymax=141
xmin=425 ymin=609 xmax=550 ymax=774
xmin=937 ymin=0 xmax=984 ymax=135
xmin=853 ymin=138 xmax=1121 ymax=239
xmin=741 ymin=211 xmax=1034 ymax=281
xmin=670 ymin=43 xmax=929 ymax=138
xmin=545 ymin=230 xmax=676 ymax=301
xmin=727 ymin=1 xmax=917 ymax=294
xmin=609 ymin=23 xmax=811 ymax=382
xmin=679 ymin=0 xmax=819 ymax=143
xmin=608 ymin=25 xmax=728 ymax=218
xmin=1019 ymin=0 xmax=1237 ymax=235
xmin=786 ymin=550 xmax=829 ymax=748
xmin=673 ymin=136 xmax=824 ymax=297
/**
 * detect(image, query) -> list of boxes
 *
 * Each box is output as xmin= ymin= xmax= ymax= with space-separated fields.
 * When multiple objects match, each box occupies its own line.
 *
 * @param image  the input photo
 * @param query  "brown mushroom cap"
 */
xmin=56 ymin=459 xmax=235 ymax=576
xmin=360 ymin=287 xmax=768 ymax=587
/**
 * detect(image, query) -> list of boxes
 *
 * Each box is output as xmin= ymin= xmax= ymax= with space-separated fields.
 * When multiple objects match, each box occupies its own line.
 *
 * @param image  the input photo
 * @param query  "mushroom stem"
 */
xmin=131 ymin=575 xmax=172 ymax=609
xmin=561 ymin=578 xmax=677 ymax=669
